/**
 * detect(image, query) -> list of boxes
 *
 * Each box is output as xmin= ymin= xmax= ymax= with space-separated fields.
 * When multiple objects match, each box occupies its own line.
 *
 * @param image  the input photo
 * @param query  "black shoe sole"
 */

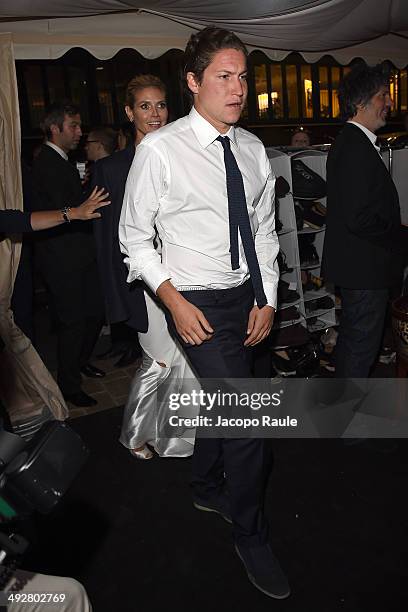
xmin=193 ymin=501 xmax=232 ymax=524
xmin=235 ymin=545 xmax=291 ymax=600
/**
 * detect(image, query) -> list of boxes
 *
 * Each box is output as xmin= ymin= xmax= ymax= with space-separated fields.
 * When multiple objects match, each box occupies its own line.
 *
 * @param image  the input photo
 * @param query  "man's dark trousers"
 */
xmin=168 ymin=280 xmax=271 ymax=547
xmin=44 ymin=260 xmax=104 ymax=395
xmin=335 ymin=288 xmax=389 ymax=378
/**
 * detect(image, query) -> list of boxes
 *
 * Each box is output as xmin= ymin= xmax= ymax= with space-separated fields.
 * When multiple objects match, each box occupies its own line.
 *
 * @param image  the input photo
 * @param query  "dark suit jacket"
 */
xmin=32 ymin=145 xmax=96 ymax=277
xmin=322 ymin=123 xmax=404 ymax=289
xmin=92 ymin=146 xmax=148 ymax=331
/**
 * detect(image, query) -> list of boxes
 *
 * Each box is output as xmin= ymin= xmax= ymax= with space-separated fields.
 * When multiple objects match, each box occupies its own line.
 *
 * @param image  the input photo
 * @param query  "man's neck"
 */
xmin=193 ymin=105 xmax=232 ymax=134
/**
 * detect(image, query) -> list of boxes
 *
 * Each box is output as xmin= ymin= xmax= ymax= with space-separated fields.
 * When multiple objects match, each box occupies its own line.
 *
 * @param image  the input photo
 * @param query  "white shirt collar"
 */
xmin=348 ymin=120 xmax=379 ymax=150
xmin=46 ymin=141 xmax=68 ymax=161
xmin=189 ymin=106 xmax=238 ymax=149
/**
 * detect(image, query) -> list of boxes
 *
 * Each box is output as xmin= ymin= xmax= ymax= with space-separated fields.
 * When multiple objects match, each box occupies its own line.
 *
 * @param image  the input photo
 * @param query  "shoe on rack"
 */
xmin=305 ymin=296 xmax=335 ymax=314
xmin=235 ymin=542 xmax=290 ymax=599
xmin=294 ymin=201 xmax=304 ymax=231
xmin=298 ymin=234 xmax=320 ymax=267
xmin=302 ymin=271 xmax=324 ymax=292
xmin=275 ymin=175 xmax=290 ymax=199
xmin=275 ymin=306 xmax=300 ymax=325
xmin=305 ymin=299 xmax=318 ymax=313
xmin=64 ymin=391 xmax=97 ymax=407
xmin=313 ymin=201 xmax=327 ymax=216
xmin=299 ymin=243 xmax=320 ymax=268
xmin=193 ymin=494 xmax=232 ymax=524
xmin=271 ymin=323 xmax=311 ymax=349
xmin=277 ymin=250 xmax=293 ymax=274
xmin=277 ymin=280 xmax=299 ymax=305
xmin=315 ymin=296 xmax=335 ymax=310
xmin=80 ymin=364 xmax=106 ymax=378
xmin=307 ymin=318 xmax=329 ymax=332
xmin=303 ymin=206 xmax=326 ymax=229
xmin=291 ymin=158 xmax=326 ymax=200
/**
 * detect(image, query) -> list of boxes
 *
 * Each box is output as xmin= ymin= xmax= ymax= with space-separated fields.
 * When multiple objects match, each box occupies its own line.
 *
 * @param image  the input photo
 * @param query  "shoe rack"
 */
xmin=266 ymin=147 xmax=337 ymax=342
xmin=266 ymin=149 xmax=303 ymax=340
xmin=382 ymin=147 xmax=408 ymax=225
xmin=381 ymin=147 xmax=408 ymax=294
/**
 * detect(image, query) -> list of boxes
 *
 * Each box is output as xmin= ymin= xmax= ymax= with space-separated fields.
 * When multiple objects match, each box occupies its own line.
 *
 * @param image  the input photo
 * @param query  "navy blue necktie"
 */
xmin=217 ymin=135 xmax=267 ymax=308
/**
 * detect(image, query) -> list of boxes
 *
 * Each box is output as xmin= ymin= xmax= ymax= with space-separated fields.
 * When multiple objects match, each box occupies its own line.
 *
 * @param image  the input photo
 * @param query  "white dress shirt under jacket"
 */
xmin=45 ymin=141 xmax=68 ymax=161
xmin=348 ymin=120 xmax=381 ymax=155
xmin=119 ymin=107 xmax=280 ymax=308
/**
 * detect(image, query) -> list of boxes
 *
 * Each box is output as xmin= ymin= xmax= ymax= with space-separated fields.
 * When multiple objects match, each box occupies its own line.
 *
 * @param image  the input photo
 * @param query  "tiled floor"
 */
xmin=66 ymin=356 xmax=142 ymax=418
xmin=34 ymin=300 xmax=142 ymax=418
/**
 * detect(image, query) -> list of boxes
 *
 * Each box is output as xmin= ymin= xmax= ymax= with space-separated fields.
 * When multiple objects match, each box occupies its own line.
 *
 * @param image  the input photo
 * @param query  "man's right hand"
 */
xmin=157 ymin=280 xmax=213 ymax=345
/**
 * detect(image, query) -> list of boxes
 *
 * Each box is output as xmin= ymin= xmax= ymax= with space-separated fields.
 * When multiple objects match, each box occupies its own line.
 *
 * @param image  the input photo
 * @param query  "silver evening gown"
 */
xmin=120 ymin=289 xmax=199 ymax=457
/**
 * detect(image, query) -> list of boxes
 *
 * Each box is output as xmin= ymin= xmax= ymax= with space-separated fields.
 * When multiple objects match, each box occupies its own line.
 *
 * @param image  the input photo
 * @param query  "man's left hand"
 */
xmin=244 ymin=305 xmax=275 ymax=346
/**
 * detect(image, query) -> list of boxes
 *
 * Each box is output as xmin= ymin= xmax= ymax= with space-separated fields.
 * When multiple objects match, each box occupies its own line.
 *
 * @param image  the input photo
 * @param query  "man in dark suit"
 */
xmin=92 ymin=137 xmax=147 ymax=363
xmin=322 ymin=62 xmax=405 ymax=377
xmin=32 ymin=102 xmax=106 ymax=407
xmin=93 ymin=143 xmax=147 ymax=323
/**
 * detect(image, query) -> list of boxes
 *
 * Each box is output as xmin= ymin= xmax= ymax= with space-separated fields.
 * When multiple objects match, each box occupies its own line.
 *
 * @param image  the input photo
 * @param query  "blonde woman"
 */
xmin=93 ymin=75 xmax=197 ymax=458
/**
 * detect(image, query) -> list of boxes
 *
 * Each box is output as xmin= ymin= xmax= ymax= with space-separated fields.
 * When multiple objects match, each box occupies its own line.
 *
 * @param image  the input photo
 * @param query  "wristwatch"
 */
xmin=61 ymin=206 xmax=71 ymax=223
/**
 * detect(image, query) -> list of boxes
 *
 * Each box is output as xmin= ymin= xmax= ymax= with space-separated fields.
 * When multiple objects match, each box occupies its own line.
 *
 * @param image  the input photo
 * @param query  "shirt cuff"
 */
xmin=263 ymin=282 xmax=278 ymax=310
xmin=124 ymin=257 xmax=171 ymax=293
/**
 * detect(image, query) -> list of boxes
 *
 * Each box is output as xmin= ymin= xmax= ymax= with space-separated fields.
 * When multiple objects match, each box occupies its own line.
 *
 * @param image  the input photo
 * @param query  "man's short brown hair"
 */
xmin=41 ymin=100 xmax=79 ymax=139
xmin=183 ymin=26 xmax=248 ymax=86
xmin=125 ymin=74 xmax=167 ymax=108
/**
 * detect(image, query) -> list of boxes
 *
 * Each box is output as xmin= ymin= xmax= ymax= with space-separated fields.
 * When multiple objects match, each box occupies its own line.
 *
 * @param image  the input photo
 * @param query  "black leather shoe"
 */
xmin=235 ymin=543 xmax=290 ymax=599
xmin=114 ymin=345 xmax=142 ymax=368
xmin=193 ymin=495 xmax=232 ymax=524
xmin=64 ymin=391 xmax=97 ymax=407
xmin=80 ymin=364 xmax=106 ymax=378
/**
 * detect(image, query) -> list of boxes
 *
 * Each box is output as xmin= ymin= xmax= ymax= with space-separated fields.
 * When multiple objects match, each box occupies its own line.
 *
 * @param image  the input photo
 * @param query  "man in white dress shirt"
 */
xmin=120 ymin=27 xmax=289 ymax=599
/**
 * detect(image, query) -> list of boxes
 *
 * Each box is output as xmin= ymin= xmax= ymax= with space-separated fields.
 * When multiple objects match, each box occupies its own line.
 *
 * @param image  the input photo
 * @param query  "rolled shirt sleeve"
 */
xmin=119 ymin=143 xmax=171 ymax=293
